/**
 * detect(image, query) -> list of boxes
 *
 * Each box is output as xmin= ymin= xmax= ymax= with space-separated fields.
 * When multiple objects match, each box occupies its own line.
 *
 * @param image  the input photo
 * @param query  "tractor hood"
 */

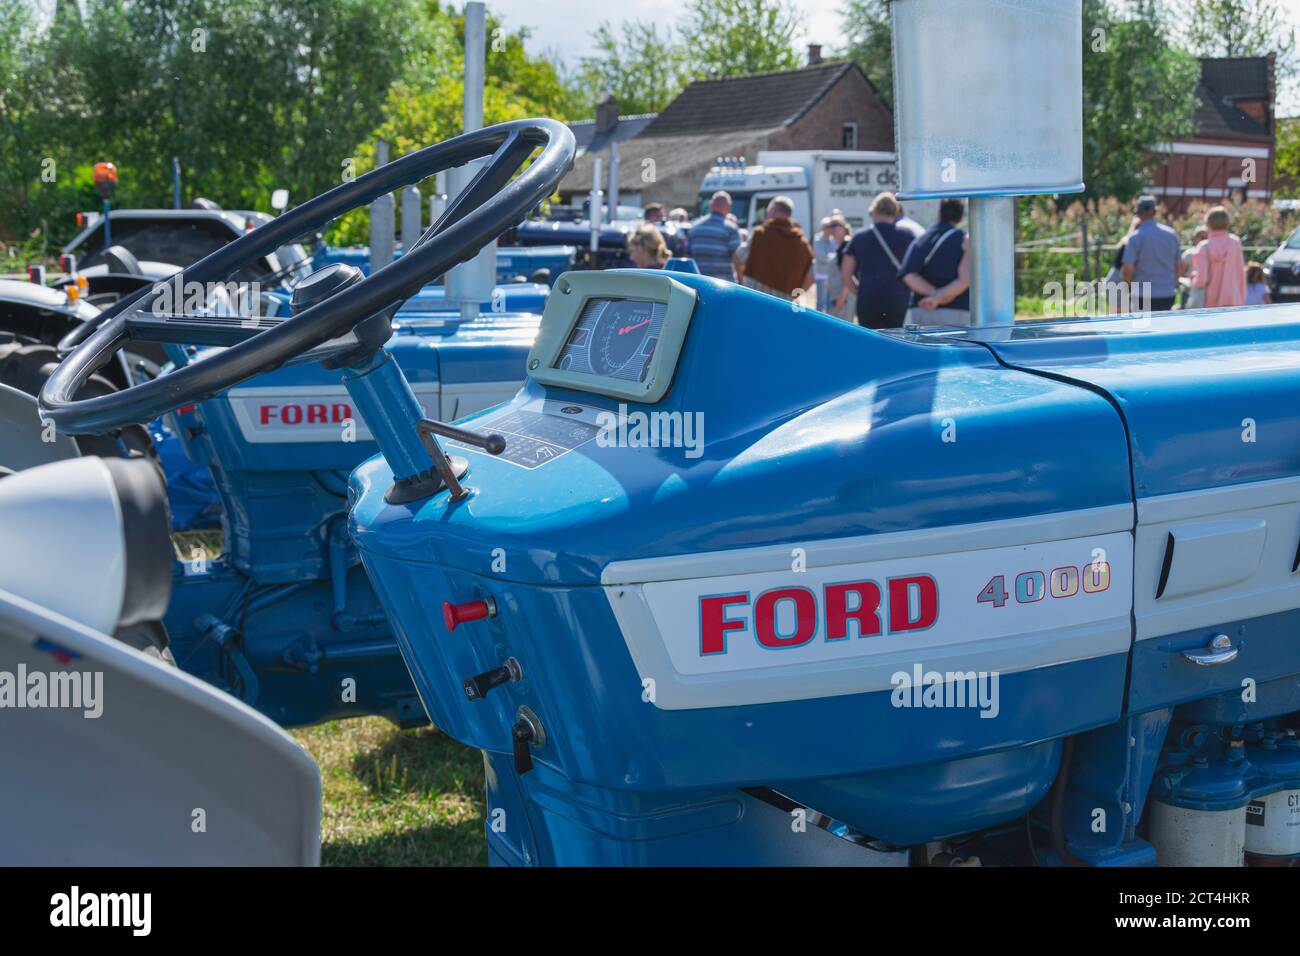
xmin=969 ymin=306 xmax=1300 ymax=498
xmin=347 ymin=274 xmax=1142 ymax=782
xmin=349 ymin=273 xmax=1134 ymax=587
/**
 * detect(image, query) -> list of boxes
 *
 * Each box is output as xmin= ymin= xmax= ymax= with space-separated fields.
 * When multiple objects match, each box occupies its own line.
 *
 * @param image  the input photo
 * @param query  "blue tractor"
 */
xmin=23 ymin=195 xmax=551 ymax=728
xmin=38 ymin=117 xmax=1300 ymax=867
xmin=152 ymin=303 xmax=538 ymax=727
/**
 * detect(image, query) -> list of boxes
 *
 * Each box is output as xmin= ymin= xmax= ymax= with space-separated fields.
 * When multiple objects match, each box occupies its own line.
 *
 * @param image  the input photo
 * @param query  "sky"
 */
xmin=489 ymin=0 xmax=1300 ymax=116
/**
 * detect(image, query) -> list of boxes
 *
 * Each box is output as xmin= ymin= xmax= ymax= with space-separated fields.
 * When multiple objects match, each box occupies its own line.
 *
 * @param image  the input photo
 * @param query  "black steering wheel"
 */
xmin=40 ymin=119 xmax=575 ymax=435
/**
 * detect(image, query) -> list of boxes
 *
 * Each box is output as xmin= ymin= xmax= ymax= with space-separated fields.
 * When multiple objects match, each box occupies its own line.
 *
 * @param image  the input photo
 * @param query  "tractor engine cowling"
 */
xmin=350 ymin=271 xmax=1300 ymax=866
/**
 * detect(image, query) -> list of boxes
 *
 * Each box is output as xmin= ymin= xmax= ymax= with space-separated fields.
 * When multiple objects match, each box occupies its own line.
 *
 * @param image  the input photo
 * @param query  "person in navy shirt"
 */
xmin=837 ymin=192 xmax=922 ymax=328
xmin=899 ymin=198 xmax=970 ymax=320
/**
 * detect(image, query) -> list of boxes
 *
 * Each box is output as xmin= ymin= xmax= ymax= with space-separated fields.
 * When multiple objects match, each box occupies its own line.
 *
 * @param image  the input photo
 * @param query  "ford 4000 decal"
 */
xmin=602 ymin=529 xmax=1133 ymax=709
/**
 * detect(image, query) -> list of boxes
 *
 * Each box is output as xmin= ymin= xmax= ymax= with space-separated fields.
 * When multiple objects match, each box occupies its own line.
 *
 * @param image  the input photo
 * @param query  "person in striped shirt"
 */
xmin=688 ymin=191 xmax=743 ymax=281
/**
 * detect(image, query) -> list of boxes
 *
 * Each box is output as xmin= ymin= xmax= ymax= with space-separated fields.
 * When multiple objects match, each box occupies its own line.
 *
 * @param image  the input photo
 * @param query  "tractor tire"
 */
xmin=0 ymin=341 xmax=155 ymax=459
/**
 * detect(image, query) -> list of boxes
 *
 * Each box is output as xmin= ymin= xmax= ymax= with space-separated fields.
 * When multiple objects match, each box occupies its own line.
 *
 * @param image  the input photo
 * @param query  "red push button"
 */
xmin=443 ymin=596 xmax=496 ymax=632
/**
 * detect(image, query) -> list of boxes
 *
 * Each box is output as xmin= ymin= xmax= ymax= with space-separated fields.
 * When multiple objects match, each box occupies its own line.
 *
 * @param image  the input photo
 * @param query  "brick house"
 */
xmin=559 ymin=50 xmax=895 ymax=213
xmin=1148 ymin=56 xmax=1276 ymax=213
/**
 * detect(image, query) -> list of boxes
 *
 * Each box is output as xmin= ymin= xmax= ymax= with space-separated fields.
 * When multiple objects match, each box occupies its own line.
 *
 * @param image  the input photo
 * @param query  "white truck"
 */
xmin=697 ymin=150 xmax=940 ymax=235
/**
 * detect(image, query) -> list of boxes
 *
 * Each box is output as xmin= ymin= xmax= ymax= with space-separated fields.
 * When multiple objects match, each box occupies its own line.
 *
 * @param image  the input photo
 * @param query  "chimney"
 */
xmin=807 ymin=44 xmax=823 ymax=66
xmin=595 ymin=93 xmax=619 ymax=135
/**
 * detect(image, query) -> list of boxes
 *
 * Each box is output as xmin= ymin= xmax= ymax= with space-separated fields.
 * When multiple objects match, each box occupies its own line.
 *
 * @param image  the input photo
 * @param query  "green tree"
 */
xmin=1 ymin=0 xmax=428 ymax=244
xmin=0 ymin=0 xmax=42 ymax=240
xmin=679 ymin=0 xmax=802 ymax=80
xmin=1277 ymin=117 xmax=1300 ymax=198
xmin=329 ymin=4 xmax=582 ymax=244
xmin=356 ymin=5 xmax=578 ymax=168
xmin=835 ymin=0 xmax=1199 ymax=202
xmin=839 ymin=0 xmax=893 ymax=111
xmin=1183 ymin=0 xmax=1296 ymax=76
xmin=573 ymin=21 xmax=688 ymax=116
xmin=0 ymin=0 xmax=92 ymax=245
xmin=1081 ymin=0 xmax=1200 ymax=200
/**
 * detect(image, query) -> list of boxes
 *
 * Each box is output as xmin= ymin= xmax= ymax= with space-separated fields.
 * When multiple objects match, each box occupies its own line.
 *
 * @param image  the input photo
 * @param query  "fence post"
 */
xmin=429 ymin=172 xmax=448 ymax=226
xmin=401 ymin=185 xmax=422 ymax=253
xmin=369 ymin=140 xmax=395 ymax=274
xmin=1081 ymin=217 xmax=1091 ymax=284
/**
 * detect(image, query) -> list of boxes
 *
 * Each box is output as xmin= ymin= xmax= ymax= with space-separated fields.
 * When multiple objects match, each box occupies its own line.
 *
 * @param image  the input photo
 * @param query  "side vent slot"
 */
xmin=1155 ymin=532 xmax=1175 ymax=600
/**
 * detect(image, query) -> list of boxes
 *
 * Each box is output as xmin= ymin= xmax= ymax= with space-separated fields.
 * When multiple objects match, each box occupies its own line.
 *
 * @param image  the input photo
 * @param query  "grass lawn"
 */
xmin=293 ymin=717 xmax=488 ymax=866
xmin=172 ymin=533 xmax=488 ymax=866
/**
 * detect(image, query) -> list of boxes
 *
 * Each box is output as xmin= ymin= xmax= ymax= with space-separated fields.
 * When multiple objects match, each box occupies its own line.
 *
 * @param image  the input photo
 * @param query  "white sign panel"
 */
xmin=606 ymin=530 xmax=1133 ymax=709
xmin=891 ymin=0 xmax=1084 ymax=198
xmin=225 ymin=384 xmax=440 ymax=444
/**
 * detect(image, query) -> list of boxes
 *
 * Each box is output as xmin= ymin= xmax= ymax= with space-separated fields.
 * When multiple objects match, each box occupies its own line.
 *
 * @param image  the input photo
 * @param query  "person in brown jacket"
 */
xmin=738 ymin=196 xmax=815 ymax=301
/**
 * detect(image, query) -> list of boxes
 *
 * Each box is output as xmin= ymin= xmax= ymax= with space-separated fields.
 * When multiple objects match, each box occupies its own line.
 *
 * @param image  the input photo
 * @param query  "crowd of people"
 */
xmin=625 ymin=189 xmax=1272 ymax=324
xmin=625 ymin=188 xmax=972 ymax=328
xmin=1107 ymin=196 xmax=1267 ymax=311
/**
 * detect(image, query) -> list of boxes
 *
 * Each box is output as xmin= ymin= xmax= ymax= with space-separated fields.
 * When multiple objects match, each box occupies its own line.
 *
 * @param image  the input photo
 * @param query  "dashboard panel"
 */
xmin=527 ymin=271 xmax=697 ymax=403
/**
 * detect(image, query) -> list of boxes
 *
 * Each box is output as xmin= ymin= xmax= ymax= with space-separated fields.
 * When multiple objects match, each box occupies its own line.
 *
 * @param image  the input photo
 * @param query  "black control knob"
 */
xmin=462 ymin=657 xmax=522 ymax=701
xmin=511 ymin=706 xmax=545 ymax=776
xmin=512 ymin=720 xmax=535 ymax=774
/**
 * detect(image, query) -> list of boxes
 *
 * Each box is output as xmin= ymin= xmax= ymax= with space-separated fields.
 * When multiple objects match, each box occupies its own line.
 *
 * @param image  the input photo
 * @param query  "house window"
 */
xmin=841 ymin=122 xmax=858 ymax=150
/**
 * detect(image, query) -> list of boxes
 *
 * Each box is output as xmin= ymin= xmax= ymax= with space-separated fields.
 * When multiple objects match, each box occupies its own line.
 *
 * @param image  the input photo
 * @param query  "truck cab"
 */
xmin=698 ymin=151 xmax=939 ymax=234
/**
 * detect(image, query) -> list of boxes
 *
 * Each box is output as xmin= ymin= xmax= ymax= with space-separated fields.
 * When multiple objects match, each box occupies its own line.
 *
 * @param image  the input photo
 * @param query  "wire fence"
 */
xmin=1016 ymin=244 xmax=1282 ymax=299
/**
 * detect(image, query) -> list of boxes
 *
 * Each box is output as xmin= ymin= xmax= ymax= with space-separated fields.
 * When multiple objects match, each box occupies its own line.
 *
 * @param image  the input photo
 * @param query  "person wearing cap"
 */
xmin=1120 ymin=195 xmax=1184 ymax=312
xmin=814 ymin=212 xmax=850 ymax=313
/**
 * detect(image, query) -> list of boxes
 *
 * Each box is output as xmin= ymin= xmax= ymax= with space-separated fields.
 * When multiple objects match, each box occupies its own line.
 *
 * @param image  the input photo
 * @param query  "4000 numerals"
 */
xmin=977 ymin=562 xmax=1111 ymax=608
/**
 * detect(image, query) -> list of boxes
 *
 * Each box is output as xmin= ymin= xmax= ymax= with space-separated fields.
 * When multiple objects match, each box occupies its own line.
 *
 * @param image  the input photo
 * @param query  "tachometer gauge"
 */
xmin=555 ymin=298 xmax=664 ymax=383
xmin=591 ymin=302 xmax=656 ymax=379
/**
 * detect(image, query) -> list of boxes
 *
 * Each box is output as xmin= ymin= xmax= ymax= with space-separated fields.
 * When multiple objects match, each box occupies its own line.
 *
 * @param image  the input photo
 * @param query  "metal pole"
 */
xmin=429 ymin=171 xmax=448 ymax=225
xmin=370 ymin=139 xmax=395 ymax=274
xmin=589 ymin=157 xmax=603 ymax=254
xmin=608 ymin=142 xmax=620 ymax=220
xmin=968 ymin=196 xmax=1016 ymax=327
xmin=447 ymin=0 xmax=491 ymax=323
xmin=464 ymin=4 xmax=484 ymax=132
xmin=401 ymin=185 xmax=422 ymax=253
xmin=172 ymin=157 xmax=181 ymax=209
xmin=1081 ymin=217 xmax=1090 ymax=284
xmin=102 ymin=199 xmax=112 ymax=246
